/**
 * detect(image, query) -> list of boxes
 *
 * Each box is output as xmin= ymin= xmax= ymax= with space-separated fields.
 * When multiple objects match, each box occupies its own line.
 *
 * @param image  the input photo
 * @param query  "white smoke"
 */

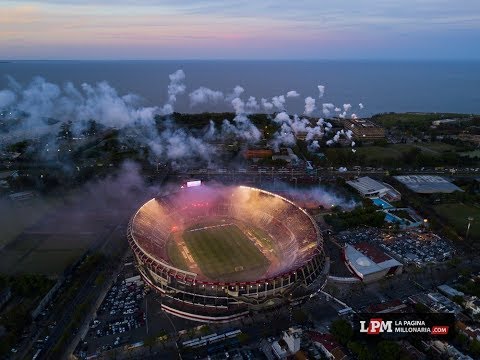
xmin=189 ymin=87 xmax=223 ymax=106
xmin=0 ymin=89 xmax=16 ymax=108
xmin=221 ymin=115 xmax=261 ymax=143
xmin=245 ymin=96 xmax=259 ymax=112
xmin=304 ymin=97 xmax=316 ymax=116
xmin=231 ymin=97 xmax=245 ymax=115
xmin=322 ymin=103 xmax=335 ymax=117
xmin=1 ymin=71 xmax=362 ymax=165
xmin=318 ymin=85 xmax=325 ymax=98
xmin=286 ymin=90 xmax=300 ymax=98
xmin=276 ymin=182 xmax=358 ymax=210
xmin=167 ymin=69 xmax=186 ymax=104
xmin=272 ymin=95 xmax=286 ymax=111
xmin=261 ymin=98 xmax=274 ymax=112
xmin=270 ymin=122 xmax=296 ymax=151
xmin=307 ymin=140 xmax=320 ymax=152
xmin=226 ymin=85 xmax=245 ymax=101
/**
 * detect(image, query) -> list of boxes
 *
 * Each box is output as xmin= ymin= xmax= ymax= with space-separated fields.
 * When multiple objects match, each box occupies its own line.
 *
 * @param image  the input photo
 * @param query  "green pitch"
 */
xmin=182 ymin=224 xmax=270 ymax=281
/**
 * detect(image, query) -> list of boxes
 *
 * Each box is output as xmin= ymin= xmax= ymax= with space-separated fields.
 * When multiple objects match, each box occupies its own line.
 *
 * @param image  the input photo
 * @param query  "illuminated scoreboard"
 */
xmin=186 ymin=180 xmax=202 ymax=188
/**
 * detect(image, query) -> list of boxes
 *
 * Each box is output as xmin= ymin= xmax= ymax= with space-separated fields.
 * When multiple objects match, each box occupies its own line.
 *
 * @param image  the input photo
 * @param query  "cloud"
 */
xmin=343 ymin=103 xmax=352 ymax=112
xmin=359 ymin=103 xmax=364 ymax=109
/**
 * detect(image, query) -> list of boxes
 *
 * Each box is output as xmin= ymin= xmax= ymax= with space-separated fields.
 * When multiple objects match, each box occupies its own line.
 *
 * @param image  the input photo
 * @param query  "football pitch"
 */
xmin=182 ymin=223 xmax=270 ymax=281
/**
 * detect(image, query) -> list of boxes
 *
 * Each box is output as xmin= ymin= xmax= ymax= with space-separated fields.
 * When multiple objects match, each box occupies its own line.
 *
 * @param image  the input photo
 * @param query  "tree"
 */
xmin=348 ymin=341 xmax=372 ymax=360
xmin=330 ymin=319 xmax=353 ymax=346
xmin=452 ymin=295 xmax=464 ymax=306
xmin=376 ymin=340 xmax=401 ymax=360
xmin=144 ymin=335 xmax=157 ymax=353
xmin=470 ymin=339 xmax=480 ymax=358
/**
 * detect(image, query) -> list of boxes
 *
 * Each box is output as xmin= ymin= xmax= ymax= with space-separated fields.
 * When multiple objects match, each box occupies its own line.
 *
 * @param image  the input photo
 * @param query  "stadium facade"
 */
xmin=127 ymin=185 xmax=328 ymax=323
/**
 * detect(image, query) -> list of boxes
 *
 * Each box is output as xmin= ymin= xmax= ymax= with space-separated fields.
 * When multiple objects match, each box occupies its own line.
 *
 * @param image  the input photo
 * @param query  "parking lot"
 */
xmin=75 ymin=267 xmax=148 ymax=358
xmin=337 ymin=227 xmax=456 ymax=266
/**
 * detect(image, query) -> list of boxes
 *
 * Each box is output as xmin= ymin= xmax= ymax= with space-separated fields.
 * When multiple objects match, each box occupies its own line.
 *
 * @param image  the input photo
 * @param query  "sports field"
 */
xmin=434 ymin=203 xmax=480 ymax=241
xmin=182 ymin=223 xmax=270 ymax=281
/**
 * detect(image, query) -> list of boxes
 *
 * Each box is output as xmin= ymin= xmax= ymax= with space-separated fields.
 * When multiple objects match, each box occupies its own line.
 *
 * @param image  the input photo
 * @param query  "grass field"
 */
xmin=0 ymin=234 xmax=95 ymax=275
xmin=434 ymin=203 xmax=480 ymax=241
xmin=325 ymin=142 xmax=456 ymax=165
xmin=372 ymin=112 xmax=473 ymax=128
xmin=166 ymin=237 xmax=189 ymax=271
xmin=0 ymin=197 xmax=61 ymax=249
xmin=182 ymin=224 xmax=270 ymax=281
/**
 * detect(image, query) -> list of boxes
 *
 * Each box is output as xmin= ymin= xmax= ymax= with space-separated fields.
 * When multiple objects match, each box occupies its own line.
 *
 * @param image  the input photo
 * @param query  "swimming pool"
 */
xmin=372 ymin=198 xmax=394 ymax=209
xmin=385 ymin=213 xmax=405 ymax=224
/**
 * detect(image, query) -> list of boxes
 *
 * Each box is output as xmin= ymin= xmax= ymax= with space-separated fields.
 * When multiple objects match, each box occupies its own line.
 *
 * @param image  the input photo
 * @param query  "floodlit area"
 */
xmin=337 ymin=227 xmax=456 ymax=267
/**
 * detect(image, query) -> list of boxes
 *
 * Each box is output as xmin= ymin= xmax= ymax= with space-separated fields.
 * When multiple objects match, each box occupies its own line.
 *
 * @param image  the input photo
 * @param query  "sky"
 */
xmin=1 ymin=0 xmax=480 ymax=60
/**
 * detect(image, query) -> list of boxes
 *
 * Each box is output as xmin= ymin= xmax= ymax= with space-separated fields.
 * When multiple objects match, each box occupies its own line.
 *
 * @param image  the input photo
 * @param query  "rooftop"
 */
xmin=344 ymin=243 xmax=402 ymax=276
xmin=346 ymin=176 xmax=389 ymax=195
xmin=394 ymin=175 xmax=463 ymax=194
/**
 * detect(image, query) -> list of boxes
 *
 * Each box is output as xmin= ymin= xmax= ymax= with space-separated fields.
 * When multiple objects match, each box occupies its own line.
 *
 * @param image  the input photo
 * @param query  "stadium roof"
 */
xmin=344 ymin=244 xmax=402 ymax=276
xmin=394 ymin=175 xmax=463 ymax=194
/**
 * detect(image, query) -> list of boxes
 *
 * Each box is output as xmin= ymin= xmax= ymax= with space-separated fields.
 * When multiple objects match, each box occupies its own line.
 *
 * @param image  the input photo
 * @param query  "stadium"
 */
xmin=127 ymin=184 xmax=328 ymax=323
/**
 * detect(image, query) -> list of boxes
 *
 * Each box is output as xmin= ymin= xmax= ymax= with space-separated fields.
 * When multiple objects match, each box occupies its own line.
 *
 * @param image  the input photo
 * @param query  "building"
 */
xmin=432 ymin=119 xmax=458 ymax=126
xmin=429 ymin=340 xmax=473 ymax=360
xmin=437 ymin=284 xmax=465 ymax=298
xmin=128 ymin=186 xmax=328 ymax=322
xmin=459 ymin=132 xmax=480 ymax=145
xmin=394 ymin=175 xmax=463 ymax=194
xmin=364 ymin=299 xmax=409 ymax=314
xmin=308 ymin=332 xmax=349 ymax=360
xmin=346 ymin=176 xmax=401 ymax=201
xmin=343 ymin=243 xmax=402 ymax=282
xmin=409 ymin=292 xmax=462 ymax=314
xmin=344 ymin=118 xmax=385 ymax=141
xmin=465 ymin=296 xmax=480 ymax=315
xmin=244 ymin=149 xmax=273 ymax=159
xmin=271 ymin=327 xmax=303 ymax=359
xmin=272 ymin=148 xmax=298 ymax=163
xmin=456 ymin=321 xmax=480 ymax=342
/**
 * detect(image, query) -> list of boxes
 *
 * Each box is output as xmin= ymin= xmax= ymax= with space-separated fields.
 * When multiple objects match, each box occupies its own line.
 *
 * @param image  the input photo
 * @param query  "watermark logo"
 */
xmin=431 ymin=325 xmax=449 ymax=335
xmin=359 ymin=318 xmax=393 ymax=335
